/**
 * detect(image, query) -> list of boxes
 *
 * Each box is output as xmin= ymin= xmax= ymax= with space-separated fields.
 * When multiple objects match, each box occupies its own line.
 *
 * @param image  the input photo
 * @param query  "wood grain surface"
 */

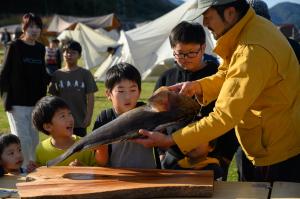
xmin=271 ymin=181 xmax=300 ymax=199
xmin=17 ymin=166 xmax=214 ymax=199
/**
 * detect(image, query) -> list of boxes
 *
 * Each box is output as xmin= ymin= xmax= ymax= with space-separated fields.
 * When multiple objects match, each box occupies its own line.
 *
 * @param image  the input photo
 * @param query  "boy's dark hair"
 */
xmin=50 ymin=38 xmax=60 ymax=44
xmin=22 ymin=13 xmax=43 ymax=31
xmin=169 ymin=21 xmax=206 ymax=48
xmin=105 ymin=63 xmax=141 ymax=91
xmin=0 ymin=134 xmax=20 ymax=158
xmin=212 ymin=0 xmax=249 ymax=21
xmin=32 ymin=96 xmax=70 ymax=135
xmin=62 ymin=40 xmax=82 ymax=55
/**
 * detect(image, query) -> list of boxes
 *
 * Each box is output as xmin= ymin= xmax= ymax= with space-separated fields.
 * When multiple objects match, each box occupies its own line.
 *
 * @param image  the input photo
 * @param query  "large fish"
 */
xmin=47 ymin=88 xmax=201 ymax=166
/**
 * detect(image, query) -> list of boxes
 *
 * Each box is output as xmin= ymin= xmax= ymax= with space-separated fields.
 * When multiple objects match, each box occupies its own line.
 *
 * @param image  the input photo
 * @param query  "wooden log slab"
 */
xmin=17 ymin=166 xmax=214 ymax=199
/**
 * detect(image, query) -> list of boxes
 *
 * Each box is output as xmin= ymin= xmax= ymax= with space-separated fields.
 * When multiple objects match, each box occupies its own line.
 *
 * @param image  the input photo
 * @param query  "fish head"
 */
xmin=149 ymin=87 xmax=201 ymax=115
xmin=148 ymin=87 xmax=170 ymax=112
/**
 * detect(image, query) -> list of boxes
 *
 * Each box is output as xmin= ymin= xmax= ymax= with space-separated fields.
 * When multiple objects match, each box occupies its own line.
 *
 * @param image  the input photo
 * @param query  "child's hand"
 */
xmin=26 ymin=161 xmax=38 ymax=173
xmin=69 ymin=159 xmax=83 ymax=166
xmin=95 ymin=145 xmax=109 ymax=166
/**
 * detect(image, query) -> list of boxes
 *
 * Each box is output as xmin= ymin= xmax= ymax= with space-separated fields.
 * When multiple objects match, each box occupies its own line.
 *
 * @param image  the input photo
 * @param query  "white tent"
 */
xmin=57 ymin=23 xmax=119 ymax=69
xmin=94 ymin=0 xmax=216 ymax=81
xmin=0 ymin=24 xmax=21 ymax=33
xmin=94 ymin=31 xmax=131 ymax=80
xmin=47 ymin=14 xmax=121 ymax=33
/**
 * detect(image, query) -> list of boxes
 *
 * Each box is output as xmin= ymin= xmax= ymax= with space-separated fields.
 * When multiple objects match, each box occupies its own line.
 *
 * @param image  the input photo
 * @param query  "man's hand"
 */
xmin=131 ymin=129 xmax=175 ymax=148
xmin=168 ymin=81 xmax=202 ymax=97
xmin=95 ymin=145 xmax=109 ymax=166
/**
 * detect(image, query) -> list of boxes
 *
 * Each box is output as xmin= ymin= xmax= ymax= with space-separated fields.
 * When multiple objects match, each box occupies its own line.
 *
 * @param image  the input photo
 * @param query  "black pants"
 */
xmin=236 ymin=147 xmax=300 ymax=182
xmin=73 ymin=127 xmax=87 ymax=137
xmin=236 ymin=147 xmax=256 ymax=181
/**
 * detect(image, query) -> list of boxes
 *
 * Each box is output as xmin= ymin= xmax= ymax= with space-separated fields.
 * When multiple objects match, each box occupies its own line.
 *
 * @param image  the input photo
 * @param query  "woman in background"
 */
xmin=0 ymin=13 xmax=49 ymax=169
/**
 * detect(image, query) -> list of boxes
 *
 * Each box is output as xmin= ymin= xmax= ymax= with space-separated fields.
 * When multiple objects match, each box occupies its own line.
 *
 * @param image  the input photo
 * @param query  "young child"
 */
xmin=172 ymin=139 xmax=223 ymax=181
xmin=48 ymin=40 xmax=98 ymax=137
xmin=0 ymin=134 xmax=36 ymax=175
xmin=93 ymin=63 xmax=159 ymax=169
xmin=32 ymin=96 xmax=96 ymax=166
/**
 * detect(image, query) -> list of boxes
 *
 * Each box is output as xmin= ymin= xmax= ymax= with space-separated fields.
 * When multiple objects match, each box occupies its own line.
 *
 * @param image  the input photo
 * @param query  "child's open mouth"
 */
xmin=16 ymin=160 xmax=23 ymax=165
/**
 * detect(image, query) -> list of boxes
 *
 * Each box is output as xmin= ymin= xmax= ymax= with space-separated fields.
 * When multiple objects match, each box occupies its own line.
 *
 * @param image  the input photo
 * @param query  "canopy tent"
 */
xmin=94 ymin=0 xmax=217 ymax=81
xmin=0 ymin=24 xmax=21 ymax=34
xmin=47 ymin=13 xmax=121 ymax=33
xmin=94 ymin=31 xmax=130 ymax=80
xmin=94 ymin=28 xmax=120 ymax=41
xmin=57 ymin=23 xmax=119 ymax=69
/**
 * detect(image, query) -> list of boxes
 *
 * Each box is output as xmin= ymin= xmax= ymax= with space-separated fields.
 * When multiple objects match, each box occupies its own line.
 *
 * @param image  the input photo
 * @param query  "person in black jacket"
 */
xmin=0 ymin=13 xmax=50 ymax=169
xmin=154 ymin=21 xmax=239 ymax=180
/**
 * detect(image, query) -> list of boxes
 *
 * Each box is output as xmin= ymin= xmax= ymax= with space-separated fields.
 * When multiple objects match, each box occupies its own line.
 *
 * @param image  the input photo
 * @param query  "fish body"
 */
xmin=47 ymin=90 xmax=200 ymax=166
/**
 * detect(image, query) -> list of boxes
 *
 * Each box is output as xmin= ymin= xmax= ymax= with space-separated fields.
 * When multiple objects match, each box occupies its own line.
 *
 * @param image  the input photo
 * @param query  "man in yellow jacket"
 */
xmin=133 ymin=0 xmax=300 ymax=182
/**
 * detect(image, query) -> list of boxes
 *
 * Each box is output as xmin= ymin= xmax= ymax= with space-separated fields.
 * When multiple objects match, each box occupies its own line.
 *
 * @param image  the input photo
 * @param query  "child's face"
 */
xmin=0 ymin=143 xmax=23 ymax=172
xmin=173 ymin=42 xmax=206 ymax=72
xmin=50 ymin=42 xmax=59 ymax=48
xmin=44 ymin=108 xmax=74 ymax=138
xmin=106 ymin=79 xmax=141 ymax=115
xmin=63 ymin=49 xmax=80 ymax=66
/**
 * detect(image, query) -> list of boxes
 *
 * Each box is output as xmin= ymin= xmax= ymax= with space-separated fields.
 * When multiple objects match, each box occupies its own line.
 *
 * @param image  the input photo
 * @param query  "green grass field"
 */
xmin=0 ymin=47 xmax=238 ymax=181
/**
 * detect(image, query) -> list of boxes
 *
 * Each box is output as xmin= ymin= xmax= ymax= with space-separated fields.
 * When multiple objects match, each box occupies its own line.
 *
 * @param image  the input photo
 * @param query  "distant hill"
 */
xmin=0 ymin=0 xmax=177 ymax=26
xmin=270 ymin=2 xmax=300 ymax=29
xmin=117 ymin=0 xmax=176 ymax=21
xmin=168 ymin=0 xmax=185 ymax=5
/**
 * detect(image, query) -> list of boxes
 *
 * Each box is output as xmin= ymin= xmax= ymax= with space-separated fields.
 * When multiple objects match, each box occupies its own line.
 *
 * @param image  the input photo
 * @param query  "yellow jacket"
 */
xmin=173 ymin=8 xmax=300 ymax=166
xmin=178 ymin=157 xmax=220 ymax=170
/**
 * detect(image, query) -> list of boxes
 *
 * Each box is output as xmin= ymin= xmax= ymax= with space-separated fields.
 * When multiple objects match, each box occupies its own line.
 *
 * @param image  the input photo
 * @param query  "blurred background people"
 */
xmin=45 ymin=38 xmax=62 ymax=75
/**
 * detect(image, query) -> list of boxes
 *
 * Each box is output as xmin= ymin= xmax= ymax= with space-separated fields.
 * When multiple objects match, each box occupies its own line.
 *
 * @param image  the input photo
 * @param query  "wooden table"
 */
xmin=154 ymin=181 xmax=271 ymax=199
xmin=270 ymin=181 xmax=300 ymax=199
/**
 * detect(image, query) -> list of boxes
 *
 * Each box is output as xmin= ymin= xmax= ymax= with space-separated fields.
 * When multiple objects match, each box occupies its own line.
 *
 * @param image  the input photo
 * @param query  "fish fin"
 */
xmin=153 ymin=118 xmax=193 ymax=132
xmin=153 ymin=121 xmax=180 ymax=132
